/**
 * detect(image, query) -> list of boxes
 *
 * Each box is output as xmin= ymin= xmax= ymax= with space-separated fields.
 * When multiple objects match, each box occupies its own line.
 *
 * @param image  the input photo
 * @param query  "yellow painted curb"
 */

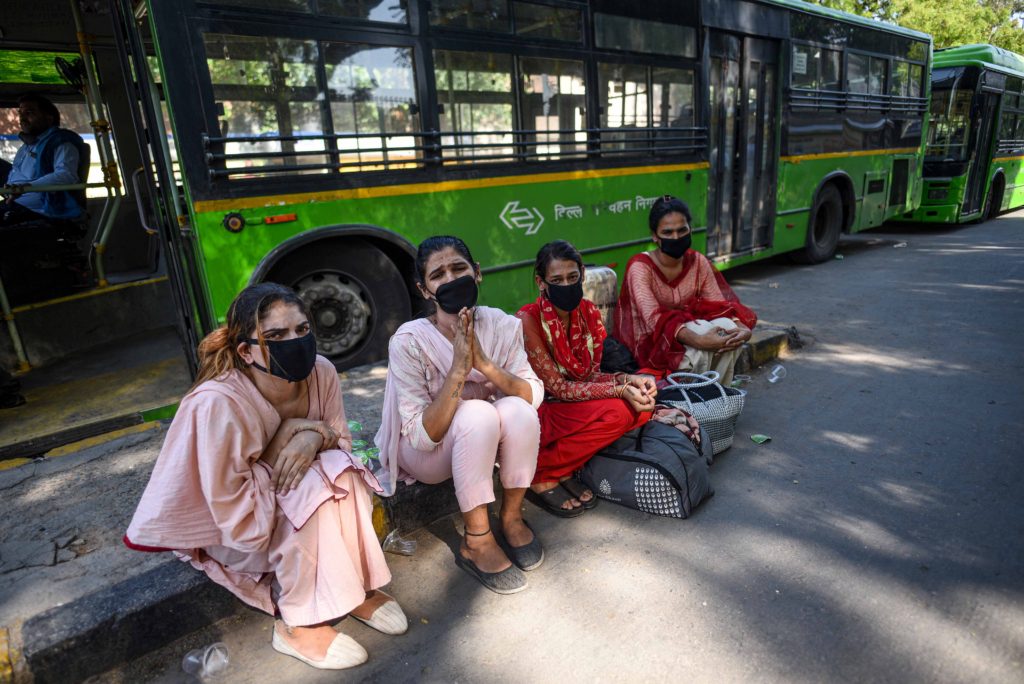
xmin=0 ymin=459 xmax=32 ymax=473
xmin=0 ymin=627 xmax=16 ymax=684
xmin=44 ymin=422 xmax=161 ymax=458
xmin=371 ymin=495 xmax=391 ymax=543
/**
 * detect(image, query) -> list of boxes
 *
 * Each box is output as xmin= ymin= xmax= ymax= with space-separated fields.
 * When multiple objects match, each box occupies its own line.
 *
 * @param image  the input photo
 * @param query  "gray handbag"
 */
xmin=660 ymin=371 xmax=746 ymax=455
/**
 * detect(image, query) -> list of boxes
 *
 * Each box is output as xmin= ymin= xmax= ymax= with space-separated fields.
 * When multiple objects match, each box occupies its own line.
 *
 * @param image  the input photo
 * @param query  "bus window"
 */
xmin=322 ymin=42 xmax=420 ymax=171
xmin=653 ymin=67 xmax=695 ymax=129
xmin=791 ymin=44 xmax=840 ymax=94
xmin=927 ymin=85 xmax=973 ymax=161
xmin=869 ymin=56 xmax=887 ymax=94
xmin=513 ymin=2 xmax=582 ymax=42
xmin=598 ymin=62 xmax=648 ymax=151
xmin=212 ymin=0 xmax=310 ymax=12
xmin=821 ymin=49 xmax=841 ymax=92
xmin=203 ymin=34 xmax=325 ymax=178
xmin=318 ymin=0 xmax=407 ymax=23
xmin=909 ymin=64 xmax=923 ymax=99
xmin=434 ymin=50 xmax=515 ymax=164
xmin=519 ymin=57 xmax=587 ymax=160
xmin=891 ymin=60 xmax=911 ymax=97
xmin=593 ymin=12 xmax=696 ymax=58
xmin=430 ymin=0 xmax=510 ymax=32
xmin=847 ymin=53 xmax=869 ymax=94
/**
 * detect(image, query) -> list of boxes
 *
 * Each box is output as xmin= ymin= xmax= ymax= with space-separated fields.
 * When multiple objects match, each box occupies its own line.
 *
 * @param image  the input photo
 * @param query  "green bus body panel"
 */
xmin=906 ymin=175 xmax=968 ymax=223
xmin=193 ymin=169 xmax=709 ymax=320
xmin=933 ymin=44 xmax=1024 ymax=76
xmin=994 ymin=156 xmax=1024 ymax=209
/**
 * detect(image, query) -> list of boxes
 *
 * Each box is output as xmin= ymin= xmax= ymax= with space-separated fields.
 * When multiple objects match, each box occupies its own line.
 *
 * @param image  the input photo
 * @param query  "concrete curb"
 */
xmin=3 ymin=326 xmax=801 ymax=682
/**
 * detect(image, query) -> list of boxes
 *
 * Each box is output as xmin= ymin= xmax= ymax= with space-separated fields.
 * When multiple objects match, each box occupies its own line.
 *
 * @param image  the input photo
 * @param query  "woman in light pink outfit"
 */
xmin=126 ymin=283 xmax=404 ymax=670
xmin=375 ymin=236 xmax=544 ymax=594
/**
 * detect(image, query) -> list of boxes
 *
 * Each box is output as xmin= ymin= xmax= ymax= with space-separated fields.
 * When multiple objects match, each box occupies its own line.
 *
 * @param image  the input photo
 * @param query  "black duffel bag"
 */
xmin=580 ymin=421 xmax=713 ymax=519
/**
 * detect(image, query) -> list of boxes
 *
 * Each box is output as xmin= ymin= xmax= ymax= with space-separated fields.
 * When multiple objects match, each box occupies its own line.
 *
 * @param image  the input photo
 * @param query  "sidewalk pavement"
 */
xmin=0 ymin=328 xmax=795 ymax=683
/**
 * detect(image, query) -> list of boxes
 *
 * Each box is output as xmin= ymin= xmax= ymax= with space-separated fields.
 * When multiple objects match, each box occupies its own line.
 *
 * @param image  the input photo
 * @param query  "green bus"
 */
xmin=1 ymin=0 xmax=930 ymax=458
xmin=907 ymin=44 xmax=1024 ymax=224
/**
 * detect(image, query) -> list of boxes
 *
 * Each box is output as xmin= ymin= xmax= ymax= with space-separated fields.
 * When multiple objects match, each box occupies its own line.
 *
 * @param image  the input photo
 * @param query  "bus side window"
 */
xmin=434 ymin=50 xmax=515 ymax=164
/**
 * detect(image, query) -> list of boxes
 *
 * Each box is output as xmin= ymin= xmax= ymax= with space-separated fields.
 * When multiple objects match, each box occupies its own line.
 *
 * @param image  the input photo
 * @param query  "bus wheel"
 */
xmin=982 ymin=176 xmax=1004 ymax=222
xmin=793 ymin=184 xmax=843 ymax=264
xmin=267 ymin=238 xmax=411 ymax=370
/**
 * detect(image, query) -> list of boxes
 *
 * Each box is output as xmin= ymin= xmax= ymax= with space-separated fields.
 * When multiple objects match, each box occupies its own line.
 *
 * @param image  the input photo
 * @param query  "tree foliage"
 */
xmin=813 ymin=0 xmax=1024 ymax=53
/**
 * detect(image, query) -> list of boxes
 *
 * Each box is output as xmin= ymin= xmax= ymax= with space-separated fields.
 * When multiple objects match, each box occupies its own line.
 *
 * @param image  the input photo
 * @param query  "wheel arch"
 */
xmin=988 ymin=168 xmax=1006 ymax=213
xmin=249 ymin=224 xmax=418 ymax=292
xmin=811 ymin=171 xmax=856 ymax=233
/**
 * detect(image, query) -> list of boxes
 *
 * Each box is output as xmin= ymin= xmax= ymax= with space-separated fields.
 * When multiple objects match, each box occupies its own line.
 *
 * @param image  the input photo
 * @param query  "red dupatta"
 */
xmin=518 ymin=295 xmax=606 ymax=381
xmin=613 ymin=250 xmax=757 ymax=371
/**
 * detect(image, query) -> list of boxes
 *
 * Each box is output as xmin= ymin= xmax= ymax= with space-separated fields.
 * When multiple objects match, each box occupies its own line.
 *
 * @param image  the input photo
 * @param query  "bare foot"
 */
xmin=560 ymin=476 xmax=594 ymax=503
xmin=275 ymin=620 xmax=337 ymax=661
xmin=461 ymin=530 xmax=512 ymax=574
xmin=531 ymin=481 xmax=581 ymax=510
xmin=350 ymin=590 xmax=392 ymax=621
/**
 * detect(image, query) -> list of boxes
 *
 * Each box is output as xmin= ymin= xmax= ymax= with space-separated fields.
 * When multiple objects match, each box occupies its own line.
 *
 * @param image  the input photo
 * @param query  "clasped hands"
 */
xmin=260 ymin=418 xmax=339 ymax=493
xmin=449 ymin=307 xmax=495 ymax=378
xmin=619 ymin=374 xmax=657 ymax=412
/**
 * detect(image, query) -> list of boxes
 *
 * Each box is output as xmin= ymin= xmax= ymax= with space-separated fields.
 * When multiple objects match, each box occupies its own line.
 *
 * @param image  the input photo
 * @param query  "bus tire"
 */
xmin=266 ymin=238 xmax=411 ymax=370
xmin=982 ymin=175 xmax=1004 ymax=222
xmin=792 ymin=184 xmax=843 ymax=264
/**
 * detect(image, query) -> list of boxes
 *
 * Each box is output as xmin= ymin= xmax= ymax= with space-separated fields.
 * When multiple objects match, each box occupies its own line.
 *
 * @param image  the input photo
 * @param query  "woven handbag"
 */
xmin=660 ymin=371 xmax=746 ymax=455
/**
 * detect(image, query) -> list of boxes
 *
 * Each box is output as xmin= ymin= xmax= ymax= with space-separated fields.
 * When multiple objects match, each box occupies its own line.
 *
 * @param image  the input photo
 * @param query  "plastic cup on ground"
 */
xmin=767 ymin=365 xmax=787 ymax=384
xmin=182 ymin=642 xmax=229 ymax=679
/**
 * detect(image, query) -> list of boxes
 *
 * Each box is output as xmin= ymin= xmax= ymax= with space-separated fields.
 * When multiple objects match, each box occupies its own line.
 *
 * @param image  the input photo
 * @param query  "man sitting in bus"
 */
xmin=1 ymin=95 xmax=88 ymax=228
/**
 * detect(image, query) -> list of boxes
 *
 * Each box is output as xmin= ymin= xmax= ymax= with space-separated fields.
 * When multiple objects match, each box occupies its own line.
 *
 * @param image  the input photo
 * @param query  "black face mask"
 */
xmin=659 ymin=234 xmax=692 ymax=259
xmin=544 ymin=280 xmax=584 ymax=312
xmin=247 ymin=333 xmax=317 ymax=382
xmin=432 ymin=275 xmax=479 ymax=314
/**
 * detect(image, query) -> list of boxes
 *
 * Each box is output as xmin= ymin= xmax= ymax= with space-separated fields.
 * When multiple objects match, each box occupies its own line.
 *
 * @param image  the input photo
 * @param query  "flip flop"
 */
xmin=454 ymin=553 xmax=527 ymax=595
xmin=560 ymin=477 xmax=598 ymax=510
xmin=525 ymin=486 xmax=585 ymax=518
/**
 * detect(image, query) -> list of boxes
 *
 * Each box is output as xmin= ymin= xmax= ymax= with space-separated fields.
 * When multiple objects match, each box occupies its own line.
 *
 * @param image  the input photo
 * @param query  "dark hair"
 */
xmin=648 ymin=194 xmax=692 ymax=233
xmin=194 ymin=282 xmax=308 ymax=386
xmin=534 ymin=239 xmax=583 ymax=281
xmin=18 ymin=94 xmax=60 ymax=126
xmin=415 ymin=235 xmax=475 ymax=284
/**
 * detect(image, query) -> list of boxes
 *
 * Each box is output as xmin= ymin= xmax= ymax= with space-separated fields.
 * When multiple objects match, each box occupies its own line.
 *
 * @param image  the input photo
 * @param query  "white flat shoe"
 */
xmin=272 ymin=628 xmax=368 ymax=669
xmin=352 ymin=599 xmax=409 ymax=635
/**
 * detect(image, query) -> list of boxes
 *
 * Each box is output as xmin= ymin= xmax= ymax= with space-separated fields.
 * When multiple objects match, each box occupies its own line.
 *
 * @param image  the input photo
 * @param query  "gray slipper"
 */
xmin=455 ymin=553 xmax=527 ymax=594
xmin=498 ymin=519 xmax=544 ymax=572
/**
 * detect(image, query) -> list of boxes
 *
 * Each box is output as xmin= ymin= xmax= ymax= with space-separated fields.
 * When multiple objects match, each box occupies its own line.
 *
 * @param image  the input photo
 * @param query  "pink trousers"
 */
xmin=397 ymin=397 xmax=540 ymax=512
xmin=203 ymin=470 xmax=392 ymax=627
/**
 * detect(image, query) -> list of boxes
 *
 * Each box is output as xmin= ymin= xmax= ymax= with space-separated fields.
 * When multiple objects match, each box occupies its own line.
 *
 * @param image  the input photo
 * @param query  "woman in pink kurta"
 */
xmin=375 ymin=236 xmax=543 ymax=595
xmin=126 ymin=283 xmax=404 ymax=671
xmin=614 ymin=195 xmax=758 ymax=385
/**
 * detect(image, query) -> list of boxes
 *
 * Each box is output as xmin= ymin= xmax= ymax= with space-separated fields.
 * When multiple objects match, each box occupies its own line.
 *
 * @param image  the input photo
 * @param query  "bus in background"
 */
xmin=146 ymin=0 xmax=931 ymax=368
xmin=906 ymin=44 xmax=1024 ymax=224
xmin=0 ymin=0 xmax=930 ymax=460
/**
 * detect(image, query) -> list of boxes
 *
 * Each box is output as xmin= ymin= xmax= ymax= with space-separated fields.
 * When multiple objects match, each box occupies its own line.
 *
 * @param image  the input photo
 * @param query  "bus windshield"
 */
xmin=927 ymin=84 xmax=974 ymax=161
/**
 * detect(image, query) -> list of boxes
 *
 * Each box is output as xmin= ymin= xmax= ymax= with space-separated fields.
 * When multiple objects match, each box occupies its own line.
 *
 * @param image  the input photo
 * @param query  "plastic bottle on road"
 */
xmin=182 ymin=642 xmax=229 ymax=680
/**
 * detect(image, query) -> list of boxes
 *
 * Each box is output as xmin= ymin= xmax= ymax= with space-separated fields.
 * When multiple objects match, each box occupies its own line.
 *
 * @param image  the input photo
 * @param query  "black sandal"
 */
xmin=525 ymin=486 xmax=585 ymax=518
xmin=497 ymin=519 xmax=544 ymax=572
xmin=560 ymin=477 xmax=598 ymax=510
xmin=456 ymin=528 xmax=527 ymax=595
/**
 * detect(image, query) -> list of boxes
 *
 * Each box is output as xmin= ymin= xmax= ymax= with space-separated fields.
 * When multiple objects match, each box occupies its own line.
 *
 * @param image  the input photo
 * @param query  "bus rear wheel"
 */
xmin=266 ymin=238 xmax=411 ymax=370
xmin=793 ymin=184 xmax=843 ymax=264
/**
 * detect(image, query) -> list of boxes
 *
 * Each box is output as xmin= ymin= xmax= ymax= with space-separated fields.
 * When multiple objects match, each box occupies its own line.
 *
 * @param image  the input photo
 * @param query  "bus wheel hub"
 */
xmin=295 ymin=273 xmax=371 ymax=356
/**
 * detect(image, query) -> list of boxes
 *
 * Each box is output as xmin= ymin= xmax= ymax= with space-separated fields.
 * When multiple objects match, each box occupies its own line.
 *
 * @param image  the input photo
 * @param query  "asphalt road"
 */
xmin=120 ymin=215 xmax=1024 ymax=684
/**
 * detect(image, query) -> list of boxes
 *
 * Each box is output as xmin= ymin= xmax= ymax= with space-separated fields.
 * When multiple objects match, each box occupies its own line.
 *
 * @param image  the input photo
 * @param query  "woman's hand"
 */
xmin=272 ymin=430 xmax=323 ymax=493
xmin=688 ymin=326 xmax=743 ymax=352
xmin=627 ymin=374 xmax=658 ymax=399
xmin=471 ymin=316 xmax=496 ymax=377
xmin=720 ymin=323 xmax=752 ymax=351
xmin=450 ymin=307 xmax=474 ymax=378
xmin=621 ymin=384 xmax=656 ymax=413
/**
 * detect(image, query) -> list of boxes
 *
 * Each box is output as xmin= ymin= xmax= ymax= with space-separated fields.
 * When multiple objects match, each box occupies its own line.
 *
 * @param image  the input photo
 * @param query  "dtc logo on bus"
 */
xmin=500 ymin=201 xmax=545 ymax=236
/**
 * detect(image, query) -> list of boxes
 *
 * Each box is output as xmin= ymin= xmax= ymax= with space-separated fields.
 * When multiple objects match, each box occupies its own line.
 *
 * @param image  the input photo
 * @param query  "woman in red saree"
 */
xmin=517 ymin=240 xmax=657 ymax=517
xmin=614 ymin=195 xmax=758 ymax=385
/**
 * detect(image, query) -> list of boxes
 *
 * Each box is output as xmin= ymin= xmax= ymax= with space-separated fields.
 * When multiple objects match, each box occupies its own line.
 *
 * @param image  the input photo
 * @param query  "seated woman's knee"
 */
xmin=452 ymin=399 xmax=500 ymax=435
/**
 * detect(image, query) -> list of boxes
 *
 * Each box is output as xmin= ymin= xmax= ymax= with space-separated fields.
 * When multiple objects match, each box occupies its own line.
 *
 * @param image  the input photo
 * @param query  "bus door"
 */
xmin=707 ymin=33 xmax=779 ymax=259
xmin=962 ymin=89 xmax=1000 ymax=216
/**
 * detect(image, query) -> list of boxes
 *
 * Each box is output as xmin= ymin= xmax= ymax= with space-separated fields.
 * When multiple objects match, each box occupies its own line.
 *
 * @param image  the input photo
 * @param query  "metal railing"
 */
xmin=788 ymin=88 xmax=928 ymax=115
xmin=201 ymin=126 xmax=708 ymax=178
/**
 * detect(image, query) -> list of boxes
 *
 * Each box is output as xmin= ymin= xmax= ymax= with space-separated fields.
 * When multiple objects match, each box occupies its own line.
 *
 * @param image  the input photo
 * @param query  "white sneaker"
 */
xmin=272 ymin=628 xmax=368 ymax=669
xmin=352 ymin=599 xmax=409 ymax=635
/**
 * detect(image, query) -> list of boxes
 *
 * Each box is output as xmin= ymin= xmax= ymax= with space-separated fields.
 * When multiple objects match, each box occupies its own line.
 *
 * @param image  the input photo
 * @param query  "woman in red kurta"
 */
xmin=517 ymin=240 xmax=657 ymax=517
xmin=614 ymin=195 xmax=758 ymax=384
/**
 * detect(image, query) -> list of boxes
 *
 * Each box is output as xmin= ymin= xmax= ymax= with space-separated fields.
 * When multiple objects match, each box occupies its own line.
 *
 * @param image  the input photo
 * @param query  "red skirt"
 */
xmin=535 ymin=398 xmax=651 ymax=484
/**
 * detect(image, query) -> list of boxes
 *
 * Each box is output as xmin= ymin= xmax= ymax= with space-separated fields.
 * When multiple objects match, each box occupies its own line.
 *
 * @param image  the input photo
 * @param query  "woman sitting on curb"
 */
xmin=375 ymin=236 xmax=544 ymax=594
xmin=125 ymin=283 xmax=405 ymax=671
xmin=517 ymin=240 xmax=657 ymax=516
xmin=614 ymin=195 xmax=758 ymax=385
